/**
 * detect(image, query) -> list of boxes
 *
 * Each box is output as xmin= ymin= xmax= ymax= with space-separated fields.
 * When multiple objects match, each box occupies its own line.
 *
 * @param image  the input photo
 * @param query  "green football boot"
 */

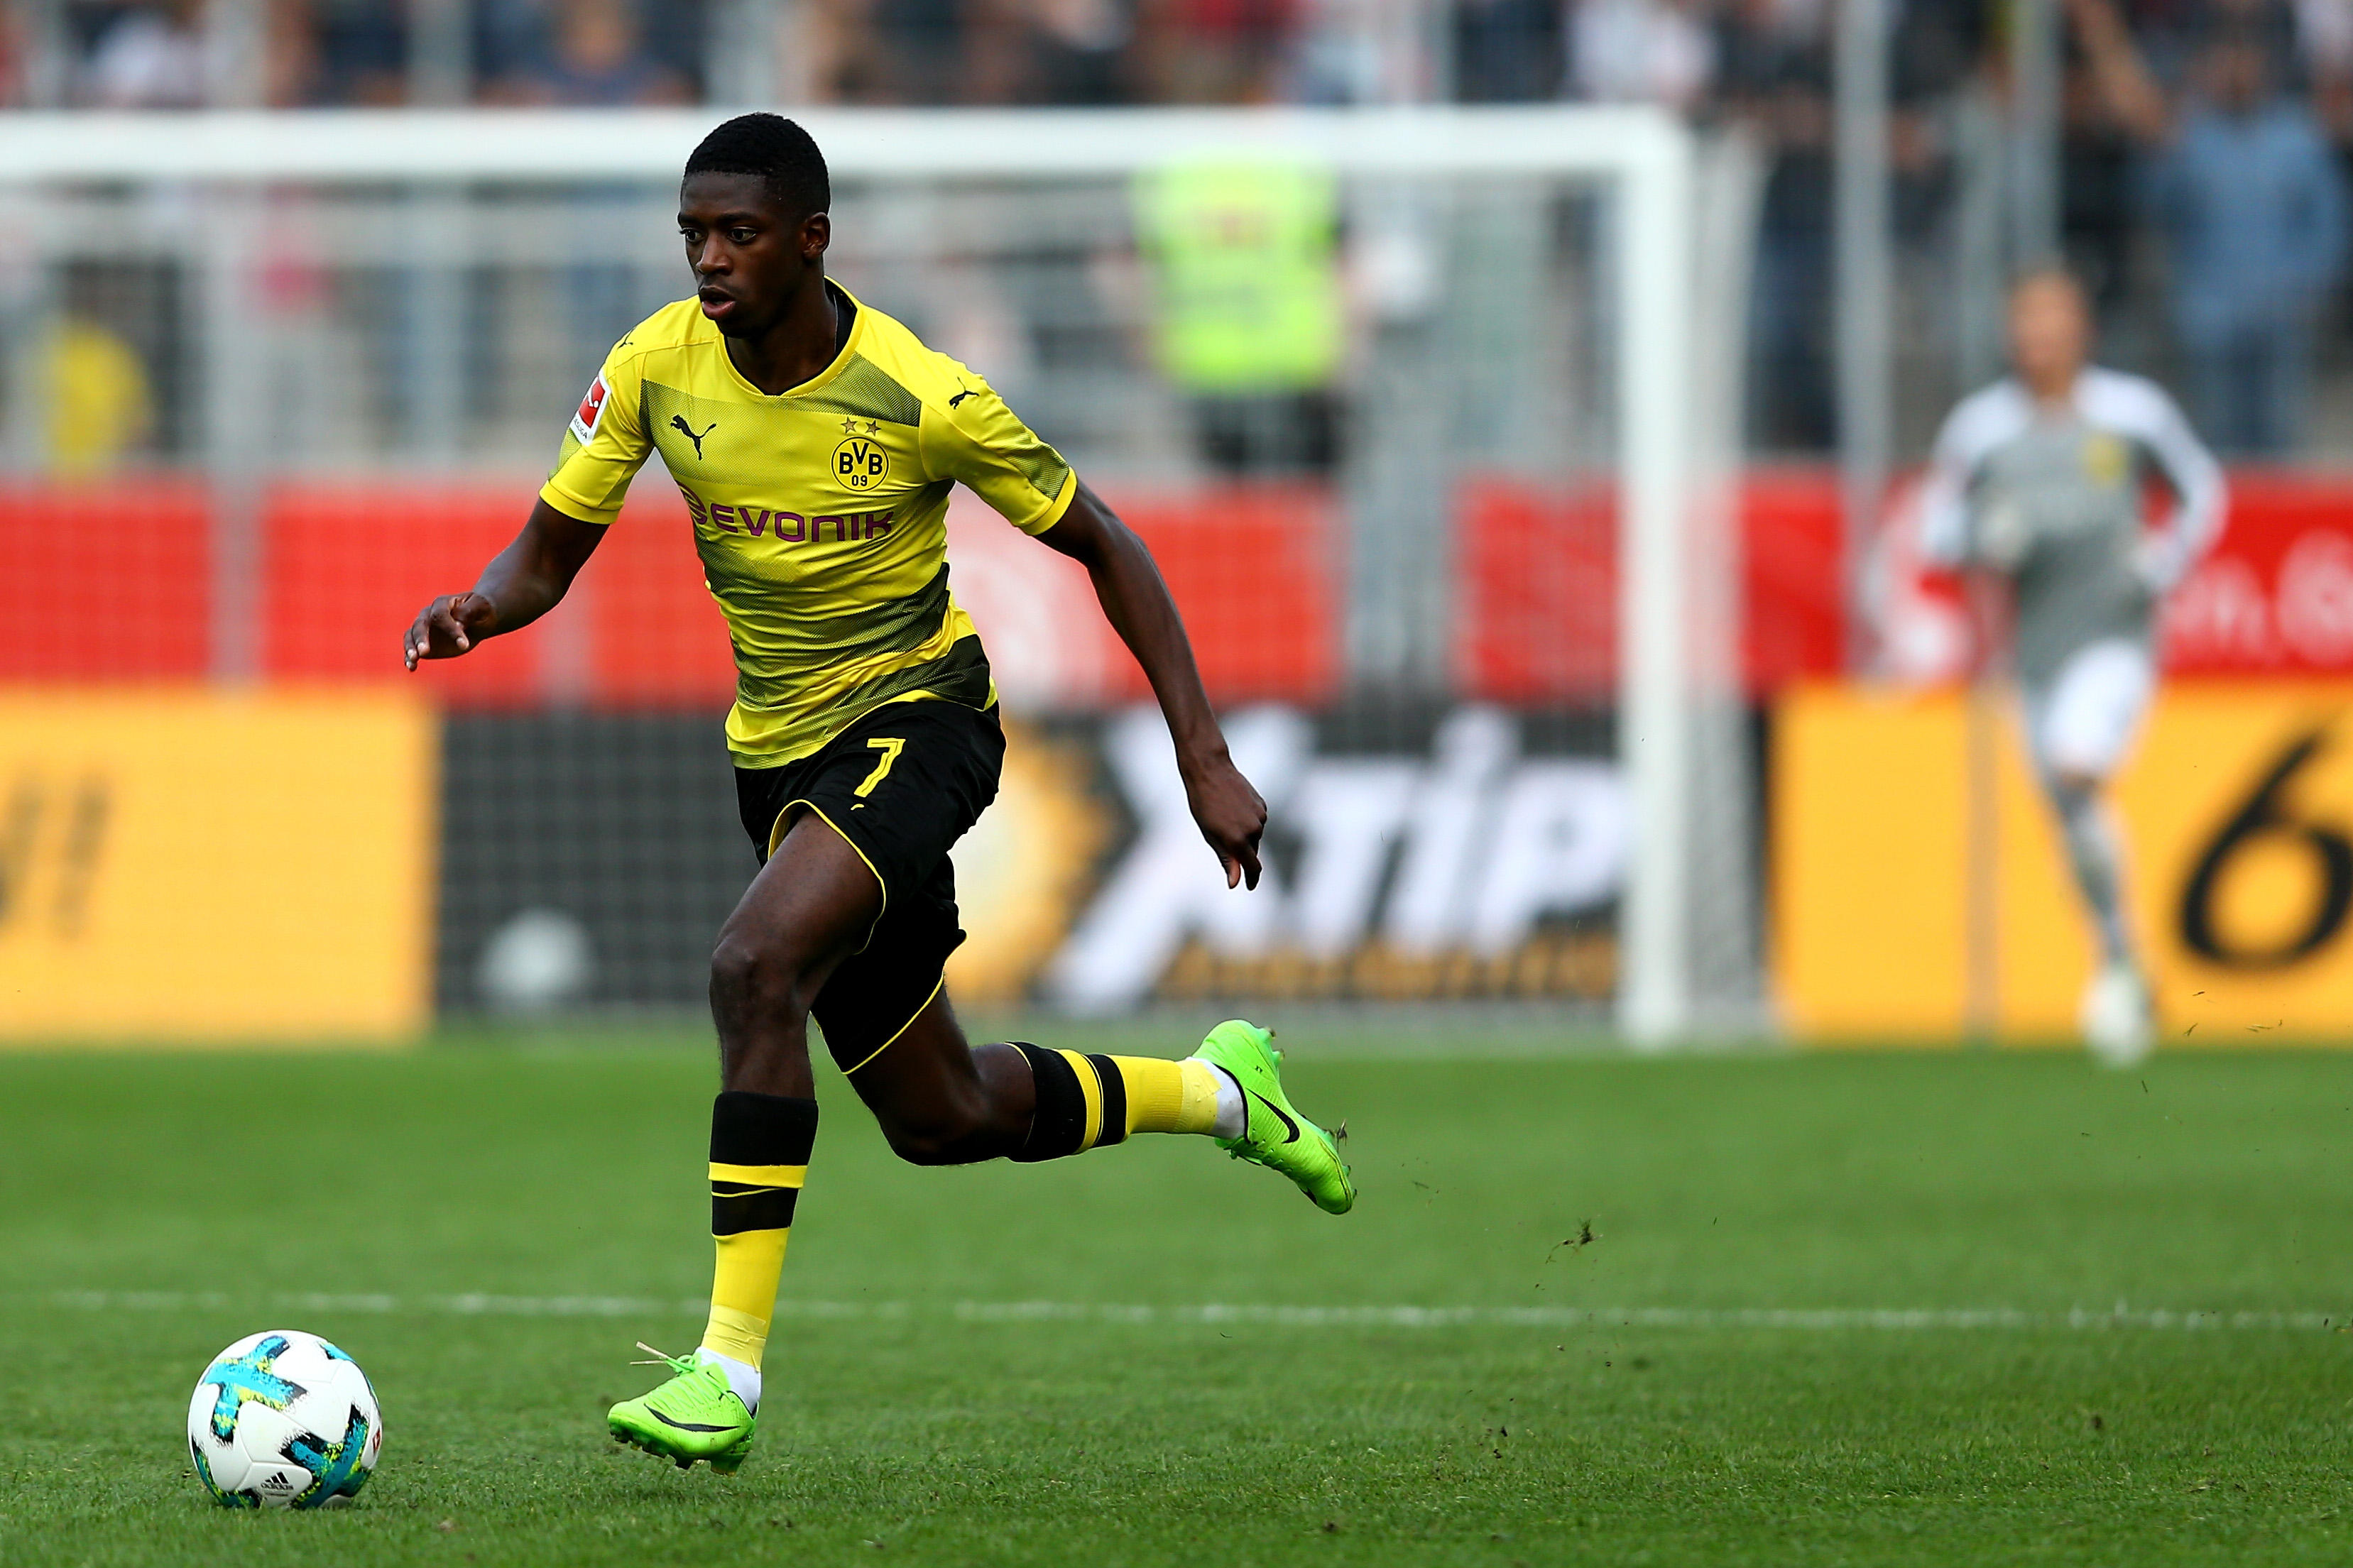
xmin=1192 ymin=1020 xmax=1355 ymax=1215
xmin=607 ymin=1344 xmax=756 ymax=1474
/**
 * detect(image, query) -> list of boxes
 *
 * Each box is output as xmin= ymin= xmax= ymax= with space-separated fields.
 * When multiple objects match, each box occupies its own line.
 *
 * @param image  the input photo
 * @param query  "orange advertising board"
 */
xmin=0 ymin=689 xmax=435 ymax=1042
xmin=1776 ymin=679 xmax=2353 ymax=1041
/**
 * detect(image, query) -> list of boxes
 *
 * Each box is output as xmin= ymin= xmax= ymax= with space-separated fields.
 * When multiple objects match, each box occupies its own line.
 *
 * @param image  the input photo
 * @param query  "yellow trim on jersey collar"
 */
xmin=714 ymin=279 xmax=870 ymax=402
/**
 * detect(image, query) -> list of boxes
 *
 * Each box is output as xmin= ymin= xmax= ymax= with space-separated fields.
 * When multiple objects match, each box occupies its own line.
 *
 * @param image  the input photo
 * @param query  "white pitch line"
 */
xmin=38 ymin=1290 xmax=2347 ymax=1333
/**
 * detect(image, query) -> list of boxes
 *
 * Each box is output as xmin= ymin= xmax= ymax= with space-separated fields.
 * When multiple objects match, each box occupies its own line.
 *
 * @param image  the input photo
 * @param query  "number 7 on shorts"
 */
xmin=856 ymin=738 xmax=906 ymax=798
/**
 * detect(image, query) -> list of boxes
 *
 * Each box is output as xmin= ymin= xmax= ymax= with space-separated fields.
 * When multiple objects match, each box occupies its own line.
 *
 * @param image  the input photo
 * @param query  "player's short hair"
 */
xmin=2009 ymin=263 xmax=2088 ymax=307
xmin=683 ymin=114 xmax=830 ymax=220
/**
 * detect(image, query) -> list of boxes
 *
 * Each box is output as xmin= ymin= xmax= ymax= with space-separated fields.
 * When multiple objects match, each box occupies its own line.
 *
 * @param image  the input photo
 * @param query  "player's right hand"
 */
xmin=403 ymin=593 xmax=498 ymax=669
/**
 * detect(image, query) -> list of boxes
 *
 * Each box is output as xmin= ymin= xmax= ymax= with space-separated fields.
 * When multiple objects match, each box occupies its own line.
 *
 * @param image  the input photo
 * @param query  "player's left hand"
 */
xmin=1183 ymin=752 xmax=1268 ymax=890
xmin=2131 ymin=536 xmax=2183 ymax=596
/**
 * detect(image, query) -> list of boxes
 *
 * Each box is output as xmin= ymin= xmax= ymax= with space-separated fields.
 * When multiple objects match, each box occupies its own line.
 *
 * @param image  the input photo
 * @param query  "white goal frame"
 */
xmin=0 ymin=104 xmax=1711 ymax=1043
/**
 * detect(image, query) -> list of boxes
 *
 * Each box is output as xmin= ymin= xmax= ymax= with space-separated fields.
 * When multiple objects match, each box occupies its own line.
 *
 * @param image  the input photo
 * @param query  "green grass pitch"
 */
xmin=4 ymin=1036 xmax=2352 ymax=1566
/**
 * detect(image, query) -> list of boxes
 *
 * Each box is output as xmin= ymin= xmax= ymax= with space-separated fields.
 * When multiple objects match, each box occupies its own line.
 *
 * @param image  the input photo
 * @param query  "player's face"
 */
xmin=678 ymin=172 xmax=828 ymax=339
xmin=2007 ymin=277 xmax=2090 ymax=392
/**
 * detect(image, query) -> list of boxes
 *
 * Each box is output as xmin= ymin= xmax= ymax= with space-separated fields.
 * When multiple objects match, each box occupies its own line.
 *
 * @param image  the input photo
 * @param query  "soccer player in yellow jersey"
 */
xmin=402 ymin=114 xmax=1355 ymax=1473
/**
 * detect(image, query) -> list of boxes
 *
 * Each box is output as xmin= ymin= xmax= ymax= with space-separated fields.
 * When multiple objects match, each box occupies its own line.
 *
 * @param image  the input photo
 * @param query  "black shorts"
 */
xmin=735 ymin=699 xmax=1004 ymax=1071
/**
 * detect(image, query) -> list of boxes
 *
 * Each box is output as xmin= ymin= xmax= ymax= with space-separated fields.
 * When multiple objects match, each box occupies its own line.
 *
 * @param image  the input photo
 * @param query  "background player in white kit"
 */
xmin=1919 ymin=270 xmax=2225 ymax=1064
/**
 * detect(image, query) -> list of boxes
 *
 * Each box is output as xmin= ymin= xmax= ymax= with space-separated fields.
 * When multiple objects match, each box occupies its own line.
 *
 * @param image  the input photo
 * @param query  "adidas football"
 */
xmin=186 ymin=1330 xmax=382 ymax=1508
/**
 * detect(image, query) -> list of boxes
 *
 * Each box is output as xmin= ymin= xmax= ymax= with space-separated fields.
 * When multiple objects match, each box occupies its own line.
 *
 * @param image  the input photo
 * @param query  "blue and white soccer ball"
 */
xmin=186 ymin=1330 xmax=382 ymax=1509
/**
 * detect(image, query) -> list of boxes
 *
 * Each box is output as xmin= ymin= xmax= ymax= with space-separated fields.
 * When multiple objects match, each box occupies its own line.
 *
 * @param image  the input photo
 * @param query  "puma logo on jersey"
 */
xmin=670 ymin=415 xmax=716 ymax=459
xmin=948 ymin=389 xmax=976 ymax=407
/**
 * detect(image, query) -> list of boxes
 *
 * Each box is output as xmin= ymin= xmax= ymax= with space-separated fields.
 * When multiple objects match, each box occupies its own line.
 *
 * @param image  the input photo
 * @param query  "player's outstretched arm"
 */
xmin=402 ymin=500 xmax=606 ymax=670
xmin=1036 ymin=480 xmax=1268 ymax=889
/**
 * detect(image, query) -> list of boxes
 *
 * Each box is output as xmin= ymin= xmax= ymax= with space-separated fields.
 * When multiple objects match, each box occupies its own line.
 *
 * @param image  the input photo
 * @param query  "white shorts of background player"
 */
xmin=2021 ymin=638 xmax=2155 ymax=783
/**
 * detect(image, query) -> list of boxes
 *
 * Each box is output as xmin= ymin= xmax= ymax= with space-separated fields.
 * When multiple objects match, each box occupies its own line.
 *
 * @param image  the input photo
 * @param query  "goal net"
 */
xmin=0 ymin=106 xmax=1758 ymax=1043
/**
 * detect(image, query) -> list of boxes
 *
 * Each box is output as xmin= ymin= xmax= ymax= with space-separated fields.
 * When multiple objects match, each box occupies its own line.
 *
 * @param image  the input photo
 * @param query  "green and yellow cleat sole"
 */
xmin=1193 ymin=1019 xmax=1355 ymax=1215
xmin=608 ymin=1412 xmax=755 ymax=1474
xmin=606 ymin=1346 xmax=758 ymax=1474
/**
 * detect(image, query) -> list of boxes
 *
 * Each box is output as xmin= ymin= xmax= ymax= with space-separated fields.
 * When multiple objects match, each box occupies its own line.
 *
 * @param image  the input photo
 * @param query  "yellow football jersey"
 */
xmin=540 ymin=285 xmax=1076 ymax=766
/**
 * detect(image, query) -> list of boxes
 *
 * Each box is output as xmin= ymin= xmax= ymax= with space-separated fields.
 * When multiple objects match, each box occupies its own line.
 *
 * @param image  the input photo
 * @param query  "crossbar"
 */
xmin=0 ymin=104 xmax=1682 ymax=182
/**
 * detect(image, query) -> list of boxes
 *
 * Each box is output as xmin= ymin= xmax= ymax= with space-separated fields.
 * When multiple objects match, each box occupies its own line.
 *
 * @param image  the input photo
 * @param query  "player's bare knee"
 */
xmin=708 ymin=933 xmax=809 ymax=1020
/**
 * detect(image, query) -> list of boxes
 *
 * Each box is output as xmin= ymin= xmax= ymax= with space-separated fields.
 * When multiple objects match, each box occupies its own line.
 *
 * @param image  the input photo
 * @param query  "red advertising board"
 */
xmin=0 ymin=478 xmax=212 ymax=680
xmin=8 ymin=468 xmax=2349 ymax=703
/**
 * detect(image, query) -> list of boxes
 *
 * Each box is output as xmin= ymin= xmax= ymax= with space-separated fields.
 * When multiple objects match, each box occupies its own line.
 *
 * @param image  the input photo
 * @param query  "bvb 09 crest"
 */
xmin=833 ymin=430 xmax=890 ymax=491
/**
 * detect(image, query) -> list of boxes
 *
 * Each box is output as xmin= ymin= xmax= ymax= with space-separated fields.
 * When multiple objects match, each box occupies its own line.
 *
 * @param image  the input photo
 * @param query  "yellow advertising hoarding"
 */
xmin=0 ymin=688 xmax=435 ymax=1042
xmin=1776 ymin=679 xmax=2353 ymax=1042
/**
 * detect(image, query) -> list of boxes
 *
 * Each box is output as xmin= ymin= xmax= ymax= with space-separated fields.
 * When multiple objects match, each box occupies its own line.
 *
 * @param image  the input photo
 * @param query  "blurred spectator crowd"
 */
xmin=10 ymin=0 xmax=2344 ymax=116
xmin=4 ymin=0 xmax=2351 ymax=457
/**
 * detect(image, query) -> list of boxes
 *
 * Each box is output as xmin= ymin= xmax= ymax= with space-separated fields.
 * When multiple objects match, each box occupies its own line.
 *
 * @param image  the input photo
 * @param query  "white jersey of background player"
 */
xmin=1918 ymin=270 xmax=2224 ymax=1065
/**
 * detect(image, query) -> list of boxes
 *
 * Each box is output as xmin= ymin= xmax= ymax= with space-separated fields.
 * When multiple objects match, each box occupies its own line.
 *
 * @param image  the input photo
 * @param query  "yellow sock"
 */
xmin=1115 ymin=1055 xmax=1223 ymax=1136
xmin=1008 ymin=1047 xmax=1223 ymax=1161
xmin=699 ymin=1092 xmax=818 ymax=1371
xmin=704 ymin=1228 xmax=789 ymax=1367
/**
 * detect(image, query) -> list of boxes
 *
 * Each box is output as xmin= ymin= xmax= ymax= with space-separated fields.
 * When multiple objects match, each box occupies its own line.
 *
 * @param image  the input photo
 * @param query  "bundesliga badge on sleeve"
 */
xmin=570 ymin=374 xmax=611 ymax=444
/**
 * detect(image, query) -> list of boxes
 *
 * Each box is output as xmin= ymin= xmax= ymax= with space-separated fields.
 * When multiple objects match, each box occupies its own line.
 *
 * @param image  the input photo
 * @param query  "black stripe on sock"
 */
xmin=711 ymin=1091 xmax=819 ymax=1166
xmin=711 ymin=1181 xmax=801 ymax=1235
xmin=1084 ymin=1055 xmax=1128 ymax=1148
xmin=1009 ymin=1042 xmax=1086 ymax=1162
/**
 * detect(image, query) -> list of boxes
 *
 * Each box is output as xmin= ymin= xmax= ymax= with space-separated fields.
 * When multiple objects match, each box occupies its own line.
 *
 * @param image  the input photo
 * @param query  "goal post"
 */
xmin=0 ymin=105 xmax=1752 ymax=1043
